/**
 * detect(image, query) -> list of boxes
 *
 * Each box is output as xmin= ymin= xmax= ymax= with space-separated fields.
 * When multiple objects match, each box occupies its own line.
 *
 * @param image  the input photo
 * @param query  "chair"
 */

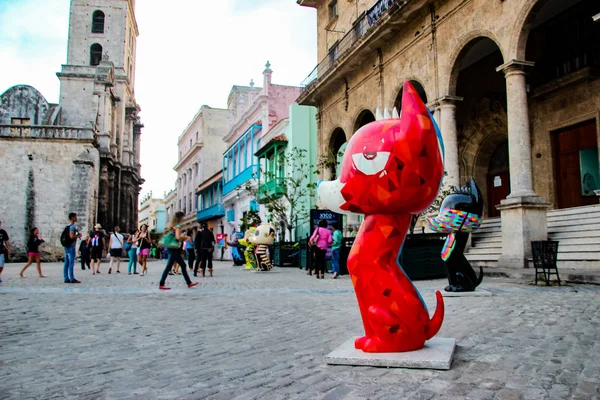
xmin=531 ymin=240 xmax=560 ymax=286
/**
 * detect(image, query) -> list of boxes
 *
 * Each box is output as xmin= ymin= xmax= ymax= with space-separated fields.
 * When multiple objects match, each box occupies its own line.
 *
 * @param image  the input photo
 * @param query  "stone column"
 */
xmin=495 ymin=60 xmax=550 ymax=268
xmin=430 ymin=96 xmax=462 ymax=188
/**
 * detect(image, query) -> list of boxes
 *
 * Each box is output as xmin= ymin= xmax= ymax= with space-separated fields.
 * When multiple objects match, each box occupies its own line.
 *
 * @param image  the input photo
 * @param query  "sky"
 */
xmin=0 ymin=0 xmax=317 ymax=199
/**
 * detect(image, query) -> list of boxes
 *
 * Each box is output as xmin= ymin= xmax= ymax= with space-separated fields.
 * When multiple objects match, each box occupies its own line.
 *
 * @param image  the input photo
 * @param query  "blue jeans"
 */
xmin=331 ymin=248 xmax=341 ymax=274
xmin=128 ymin=248 xmax=138 ymax=273
xmin=63 ymin=246 xmax=76 ymax=282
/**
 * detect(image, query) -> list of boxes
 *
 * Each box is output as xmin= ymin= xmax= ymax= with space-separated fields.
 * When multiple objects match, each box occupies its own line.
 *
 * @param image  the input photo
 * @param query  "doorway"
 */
xmin=553 ymin=120 xmax=598 ymax=209
xmin=487 ymin=142 xmax=510 ymax=217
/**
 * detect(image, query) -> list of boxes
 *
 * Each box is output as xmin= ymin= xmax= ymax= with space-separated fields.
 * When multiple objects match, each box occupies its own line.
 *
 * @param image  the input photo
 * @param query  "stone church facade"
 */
xmin=0 ymin=0 xmax=142 ymax=259
xmin=298 ymin=0 xmax=600 ymax=268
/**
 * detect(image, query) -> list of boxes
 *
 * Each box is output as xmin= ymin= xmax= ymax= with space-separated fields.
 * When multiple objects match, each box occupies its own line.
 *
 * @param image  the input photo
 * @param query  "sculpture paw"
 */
xmin=354 ymin=336 xmax=368 ymax=350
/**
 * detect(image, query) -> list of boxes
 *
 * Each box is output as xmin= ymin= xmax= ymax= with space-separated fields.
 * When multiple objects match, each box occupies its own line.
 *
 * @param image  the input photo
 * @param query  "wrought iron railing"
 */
xmin=300 ymin=0 xmax=403 ymax=90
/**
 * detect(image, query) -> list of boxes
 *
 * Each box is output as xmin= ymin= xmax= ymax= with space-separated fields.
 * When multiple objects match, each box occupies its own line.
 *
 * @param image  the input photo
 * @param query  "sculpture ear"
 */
xmin=467 ymin=177 xmax=479 ymax=203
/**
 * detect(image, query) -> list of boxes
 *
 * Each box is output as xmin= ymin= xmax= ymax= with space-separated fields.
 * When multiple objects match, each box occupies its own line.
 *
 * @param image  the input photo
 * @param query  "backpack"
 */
xmin=60 ymin=225 xmax=74 ymax=247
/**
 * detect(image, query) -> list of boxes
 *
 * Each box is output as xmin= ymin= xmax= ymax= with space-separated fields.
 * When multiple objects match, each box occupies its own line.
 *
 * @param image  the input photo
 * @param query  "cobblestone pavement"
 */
xmin=0 ymin=259 xmax=599 ymax=400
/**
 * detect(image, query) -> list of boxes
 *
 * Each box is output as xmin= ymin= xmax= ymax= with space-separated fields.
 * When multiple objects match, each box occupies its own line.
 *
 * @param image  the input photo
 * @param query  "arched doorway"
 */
xmin=522 ymin=0 xmax=600 ymax=209
xmin=487 ymin=142 xmax=510 ymax=218
xmin=354 ymin=110 xmax=375 ymax=132
xmin=394 ymin=80 xmax=428 ymax=111
xmin=451 ymin=37 xmax=507 ymax=215
xmin=328 ymin=127 xmax=346 ymax=179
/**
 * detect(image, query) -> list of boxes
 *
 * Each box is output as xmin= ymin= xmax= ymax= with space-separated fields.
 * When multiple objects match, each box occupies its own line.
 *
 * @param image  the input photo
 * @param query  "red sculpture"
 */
xmin=318 ymin=81 xmax=445 ymax=352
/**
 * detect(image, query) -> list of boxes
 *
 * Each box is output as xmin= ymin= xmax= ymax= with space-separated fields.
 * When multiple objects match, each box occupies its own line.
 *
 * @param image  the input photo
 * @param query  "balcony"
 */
xmin=222 ymin=165 xmax=256 ymax=196
xmin=257 ymin=179 xmax=285 ymax=203
xmin=298 ymin=0 xmax=425 ymax=106
xmin=197 ymin=203 xmax=225 ymax=222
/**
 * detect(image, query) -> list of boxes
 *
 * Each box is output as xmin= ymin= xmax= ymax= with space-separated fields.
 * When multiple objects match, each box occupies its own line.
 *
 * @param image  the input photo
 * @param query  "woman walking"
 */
xmin=79 ymin=235 xmax=91 ymax=271
xmin=159 ymin=212 xmax=199 ymax=290
xmin=309 ymin=219 xmax=332 ymax=279
xmin=127 ymin=229 xmax=139 ymax=275
xmin=19 ymin=227 xmax=46 ymax=278
xmin=138 ymin=224 xmax=151 ymax=276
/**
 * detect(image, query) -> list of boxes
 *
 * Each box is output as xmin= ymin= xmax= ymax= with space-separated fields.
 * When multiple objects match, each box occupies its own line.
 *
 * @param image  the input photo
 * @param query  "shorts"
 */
xmin=109 ymin=248 xmax=123 ymax=257
xmin=28 ymin=252 xmax=40 ymax=258
xmin=91 ymin=247 xmax=102 ymax=260
xmin=0 ymin=254 xmax=4 ymax=268
xmin=139 ymin=248 xmax=150 ymax=257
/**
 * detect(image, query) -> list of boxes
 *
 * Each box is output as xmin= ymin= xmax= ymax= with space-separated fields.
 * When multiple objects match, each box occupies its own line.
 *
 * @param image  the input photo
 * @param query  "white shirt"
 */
xmin=110 ymin=233 xmax=124 ymax=249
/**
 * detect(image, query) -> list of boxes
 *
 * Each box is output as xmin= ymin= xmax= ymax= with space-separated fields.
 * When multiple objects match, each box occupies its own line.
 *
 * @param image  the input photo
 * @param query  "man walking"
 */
xmin=331 ymin=223 xmax=343 ymax=279
xmin=61 ymin=213 xmax=81 ymax=283
xmin=195 ymin=223 xmax=215 ymax=277
xmin=0 ymin=220 xmax=10 ymax=283
xmin=108 ymin=226 xmax=124 ymax=274
xmin=90 ymin=224 xmax=105 ymax=275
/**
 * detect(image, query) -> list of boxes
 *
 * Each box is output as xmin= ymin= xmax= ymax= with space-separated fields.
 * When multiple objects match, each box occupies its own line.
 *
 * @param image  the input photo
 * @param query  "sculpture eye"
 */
xmin=352 ymin=152 xmax=390 ymax=175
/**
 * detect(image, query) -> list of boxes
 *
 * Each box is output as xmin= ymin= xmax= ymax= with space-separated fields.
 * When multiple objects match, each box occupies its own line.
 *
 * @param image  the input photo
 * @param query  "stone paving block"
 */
xmin=441 ymin=289 xmax=493 ymax=297
xmin=326 ymin=337 xmax=456 ymax=370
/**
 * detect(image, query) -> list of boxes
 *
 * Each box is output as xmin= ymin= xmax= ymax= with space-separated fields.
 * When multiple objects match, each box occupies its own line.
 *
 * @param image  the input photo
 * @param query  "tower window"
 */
xmin=90 ymin=43 xmax=103 ymax=66
xmin=92 ymin=10 xmax=105 ymax=33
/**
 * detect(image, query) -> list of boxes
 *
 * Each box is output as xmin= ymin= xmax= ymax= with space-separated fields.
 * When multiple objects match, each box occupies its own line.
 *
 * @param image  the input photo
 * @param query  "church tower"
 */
xmin=57 ymin=0 xmax=143 ymax=233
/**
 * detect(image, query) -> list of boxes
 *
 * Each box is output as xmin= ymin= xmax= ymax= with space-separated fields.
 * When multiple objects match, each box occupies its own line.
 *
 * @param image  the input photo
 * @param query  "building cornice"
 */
xmin=224 ymin=95 xmax=268 ymax=143
xmin=173 ymin=142 xmax=203 ymax=171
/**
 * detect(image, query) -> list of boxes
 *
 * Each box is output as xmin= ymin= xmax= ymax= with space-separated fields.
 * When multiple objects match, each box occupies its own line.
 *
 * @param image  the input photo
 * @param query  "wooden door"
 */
xmin=487 ymin=171 xmax=511 ymax=217
xmin=553 ymin=120 xmax=598 ymax=209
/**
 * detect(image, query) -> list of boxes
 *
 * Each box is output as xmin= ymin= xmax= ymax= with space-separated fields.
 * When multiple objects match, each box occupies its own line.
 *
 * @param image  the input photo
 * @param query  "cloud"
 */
xmin=0 ymin=0 xmax=317 ymax=200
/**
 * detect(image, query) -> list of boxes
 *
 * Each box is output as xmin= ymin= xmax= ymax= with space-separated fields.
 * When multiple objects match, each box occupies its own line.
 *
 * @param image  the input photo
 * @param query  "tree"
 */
xmin=239 ymin=210 xmax=261 ymax=232
xmin=244 ymin=147 xmax=318 ymax=241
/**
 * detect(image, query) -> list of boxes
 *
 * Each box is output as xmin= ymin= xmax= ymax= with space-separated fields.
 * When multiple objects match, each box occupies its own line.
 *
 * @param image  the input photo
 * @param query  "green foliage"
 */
xmin=240 ymin=210 xmax=262 ymax=232
xmin=244 ymin=147 xmax=318 ymax=240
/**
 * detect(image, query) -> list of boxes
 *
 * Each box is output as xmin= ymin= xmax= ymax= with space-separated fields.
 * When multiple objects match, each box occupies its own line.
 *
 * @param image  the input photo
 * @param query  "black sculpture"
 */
xmin=427 ymin=178 xmax=484 ymax=292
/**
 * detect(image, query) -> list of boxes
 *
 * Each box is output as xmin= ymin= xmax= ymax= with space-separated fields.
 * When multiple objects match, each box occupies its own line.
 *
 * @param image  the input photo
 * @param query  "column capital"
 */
xmin=496 ymin=59 xmax=535 ymax=74
xmin=427 ymin=95 xmax=463 ymax=110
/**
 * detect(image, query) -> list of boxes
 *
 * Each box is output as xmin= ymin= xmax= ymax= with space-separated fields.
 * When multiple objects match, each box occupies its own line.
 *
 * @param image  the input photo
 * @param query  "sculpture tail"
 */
xmin=425 ymin=290 xmax=445 ymax=340
xmin=476 ymin=266 xmax=484 ymax=287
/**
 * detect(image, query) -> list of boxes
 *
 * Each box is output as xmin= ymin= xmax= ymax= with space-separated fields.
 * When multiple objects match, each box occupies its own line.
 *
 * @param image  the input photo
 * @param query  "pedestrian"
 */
xmin=127 ymin=229 xmax=139 ymax=275
xmin=184 ymin=229 xmax=195 ymax=272
xmin=309 ymin=219 xmax=332 ymax=279
xmin=350 ymin=227 xmax=358 ymax=237
xmin=61 ymin=212 xmax=81 ymax=283
xmin=196 ymin=222 xmax=215 ymax=277
xmin=90 ymin=224 xmax=105 ymax=275
xmin=108 ymin=226 xmax=124 ymax=274
xmin=0 ymin=220 xmax=10 ymax=283
xmin=331 ymin=223 xmax=342 ymax=279
xmin=138 ymin=224 xmax=151 ymax=276
xmin=158 ymin=211 xmax=199 ymax=290
xmin=79 ymin=235 xmax=91 ymax=271
xmin=19 ymin=227 xmax=46 ymax=278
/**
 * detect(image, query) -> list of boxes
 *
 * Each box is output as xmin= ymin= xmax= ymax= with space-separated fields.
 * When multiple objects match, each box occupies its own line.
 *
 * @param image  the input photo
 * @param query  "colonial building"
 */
xmin=174 ymin=106 xmax=229 ymax=232
xmin=297 ymin=0 xmax=600 ymax=269
xmin=138 ymin=192 xmax=166 ymax=234
xmin=221 ymin=63 xmax=303 ymax=241
xmin=164 ymin=189 xmax=177 ymax=225
xmin=0 ymin=0 xmax=142 ymax=259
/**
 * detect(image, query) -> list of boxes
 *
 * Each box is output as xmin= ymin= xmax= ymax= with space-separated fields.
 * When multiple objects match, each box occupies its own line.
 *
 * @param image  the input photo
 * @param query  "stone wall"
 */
xmin=0 ymin=137 xmax=99 ymax=261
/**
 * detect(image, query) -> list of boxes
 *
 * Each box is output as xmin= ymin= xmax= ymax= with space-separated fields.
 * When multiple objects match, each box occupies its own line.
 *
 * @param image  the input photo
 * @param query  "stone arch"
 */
xmin=353 ymin=109 xmax=376 ymax=132
xmin=393 ymin=79 xmax=428 ymax=111
xmin=0 ymin=85 xmax=50 ymax=125
xmin=510 ymin=0 xmax=547 ymax=60
xmin=327 ymin=127 xmax=347 ymax=179
xmin=445 ymin=31 xmax=506 ymax=96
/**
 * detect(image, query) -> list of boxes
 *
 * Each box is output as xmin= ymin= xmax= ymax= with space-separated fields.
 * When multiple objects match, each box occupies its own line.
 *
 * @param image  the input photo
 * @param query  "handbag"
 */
xmin=124 ymin=242 xmax=132 ymax=251
xmin=159 ymin=231 xmax=180 ymax=249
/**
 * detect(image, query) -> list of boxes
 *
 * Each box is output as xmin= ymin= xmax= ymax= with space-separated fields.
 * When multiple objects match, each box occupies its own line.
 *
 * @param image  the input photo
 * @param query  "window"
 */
xmin=189 ymin=193 xmax=192 ymax=213
xmin=183 ymin=196 xmax=187 ymax=214
xmin=90 ymin=43 xmax=103 ymax=66
xmin=196 ymin=132 xmax=199 ymax=142
xmin=189 ymin=139 xmax=192 ymax=149
xmin=11 ymin=118 xmax=30 ymax=125
xmin=328 ymin=0 xmax=338 ymax=20
xmin=92 ymin=10 xmax=105 ymax=33
xmin=178 ymin=200 xmax=182 ymax=211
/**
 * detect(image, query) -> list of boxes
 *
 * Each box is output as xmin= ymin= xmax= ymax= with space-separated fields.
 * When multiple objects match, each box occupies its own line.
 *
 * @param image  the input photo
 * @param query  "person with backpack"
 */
xmin=61 ymin=212 xmax=81 ymax=283
xmin=108 ymin=226 xmax=124 ymax=274
xmin=90 ymin=224 xmax=105 ymax=275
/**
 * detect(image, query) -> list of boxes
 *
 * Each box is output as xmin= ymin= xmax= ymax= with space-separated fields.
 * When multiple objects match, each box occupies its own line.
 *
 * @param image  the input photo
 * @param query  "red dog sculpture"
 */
xmin=318 ymin=81 xmax=445 ymax=352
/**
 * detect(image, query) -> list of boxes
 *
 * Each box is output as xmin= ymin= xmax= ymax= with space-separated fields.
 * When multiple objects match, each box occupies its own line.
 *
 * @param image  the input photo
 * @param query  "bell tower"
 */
xmin=57 ymin=0 xmax=143 ymax=234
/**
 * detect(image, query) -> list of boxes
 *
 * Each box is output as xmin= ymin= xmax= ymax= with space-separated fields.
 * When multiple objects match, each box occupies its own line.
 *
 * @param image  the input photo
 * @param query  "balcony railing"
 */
xmin=197 ymin=203 xmax=225 ymax=222
xmin=222 ymin=165 xmax=257 ymax=196
xmin=300 ymin=0 xmax=402 ymax=89
xmin=226 ymin=209 xmax=236 ymax=223
xmin=257 ymin=179 xmax=285 ymax=203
